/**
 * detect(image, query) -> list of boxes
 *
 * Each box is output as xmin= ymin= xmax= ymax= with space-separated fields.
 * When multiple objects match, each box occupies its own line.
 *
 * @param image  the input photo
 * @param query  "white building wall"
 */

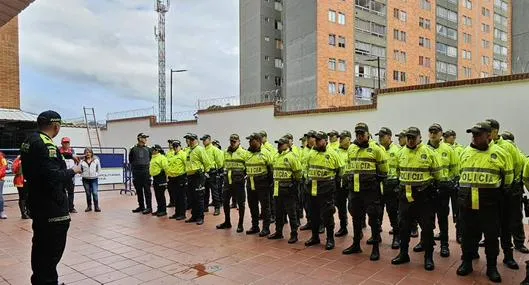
xmin=55 ymin=127 xmax=91 ymax=147
xmin=101 ymin=79 xmax=529 ymax=153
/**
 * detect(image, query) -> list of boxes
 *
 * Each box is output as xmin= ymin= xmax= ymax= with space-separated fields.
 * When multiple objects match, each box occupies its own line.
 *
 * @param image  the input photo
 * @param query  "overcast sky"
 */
xmin=18 ymin=0 xmax=239 ymax=120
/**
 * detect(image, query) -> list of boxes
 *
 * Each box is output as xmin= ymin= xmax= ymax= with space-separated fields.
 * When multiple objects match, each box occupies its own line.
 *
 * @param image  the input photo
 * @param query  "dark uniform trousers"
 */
xmin=301 ymin=179 xmax=312 ymax=224
xmin=153 ymin=183 xmax=167 ymax=213
xmin=223 ymin=174 xmax=246 ymax=225
xmin=187 ymin=173 xmax=206 ymax=220
xmin=31 ymin=220 xmax=69 ymax=285
xmin=381 ymin=179 xmax=400 ymax=234
xmin=459 ymin=188 xmax=500 ymax=264
xmin=247 ymin=175 xmax=272 ymax=229
xmin=335 ymin=181 xmax=348 ymax=229
xmin=309 ymin=180 xmax=335 ymax=238
xmin=275 ymin=183 xmax=299 ymax=233
xmin=132 ymin=169 xmax=152 ymax=210
xmin=349 ymin=179 xmax=382 ymax=243
xmin=450 ymin=180 xmax=461 ymax=237
xmin=65 ymin=178 xmax=75 ymax=211
xmin=204 ymin=169 xmax=221 ymax=209
xmin=399 ymin=186 xmax=435 ymax=254
xmin=168 ymin=175 xmax=187 ymax=217
xmin=510 ymin=182 xmax=526 ymax=248
xmin=435 ymin=182 xmax=455 ymax=246
xmin=500 ymin=185 xmax=524 ymax=253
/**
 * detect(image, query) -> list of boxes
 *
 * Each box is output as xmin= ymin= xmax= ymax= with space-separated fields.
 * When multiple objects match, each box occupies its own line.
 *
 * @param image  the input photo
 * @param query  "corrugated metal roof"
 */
xmin=0 ymin=0 xmax=35 ymax=27
xmin=0 ymin=108 xmax=38 ymax=122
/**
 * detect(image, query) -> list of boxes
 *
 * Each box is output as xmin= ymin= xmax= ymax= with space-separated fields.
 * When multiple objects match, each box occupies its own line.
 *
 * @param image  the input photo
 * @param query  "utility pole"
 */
xmin=154 ymin=0 xmax=169 ymax=122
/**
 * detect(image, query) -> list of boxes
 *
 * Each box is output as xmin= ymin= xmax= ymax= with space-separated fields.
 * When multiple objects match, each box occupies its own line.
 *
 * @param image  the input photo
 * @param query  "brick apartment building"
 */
xmin=0 ymin=16 xmax=20 ymax=110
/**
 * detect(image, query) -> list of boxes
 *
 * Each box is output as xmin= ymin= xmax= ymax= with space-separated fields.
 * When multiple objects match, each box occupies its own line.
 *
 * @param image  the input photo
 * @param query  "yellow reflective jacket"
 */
xmin=382 ymin=143 xmax=400 ymax=180
xmin=523 ymin=159 xmax=529 ymax=188
xmin=166 ymin=149 xmax=175 ymax=159
xmin=427 ymin=141 xmax=460 ymax=181
xmin=263 ymin=141 xmax=277 ymax=155
xmin=224 ymin=146 xmax=249 ymax=184
xmin=149 ymin=153 xmax=168 ymax=177
xmin=397 ymin=143 xmax=444 ymax=186
xmin=328 ymin=141 xmax=340 ymax=150
xmin=492 ymin=137 xmax=523 ymax=182
xmin=347 ymin=140 xmax=388 ymax=191
xmin=306 ymin=147 xmax=343 ymax=195
xmin=245 ymin=148 xmax=273 ymax=177
xmin=166 ymin=149 xmax=187 ymax=177
xmin=205 ymin=144 xmax=224 ymax=170
xmin=273 ymin=149 xmax=302 ymax=182
xmin=185 ymin=144 xmax=213 ymax=175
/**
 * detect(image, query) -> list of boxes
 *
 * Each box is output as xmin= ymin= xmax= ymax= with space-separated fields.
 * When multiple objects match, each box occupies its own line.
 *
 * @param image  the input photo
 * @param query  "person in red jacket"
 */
xmin=59 ymin=137 xmax=79 ymax=213
xmin=13 ymin=155 xmax=30 ymax=219
xmin=0 ymin=152 xmax=7 ymax=219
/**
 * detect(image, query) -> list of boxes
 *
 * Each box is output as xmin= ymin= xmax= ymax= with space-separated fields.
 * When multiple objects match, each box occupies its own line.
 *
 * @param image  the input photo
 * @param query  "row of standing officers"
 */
xmin=128 ymin=119 xmax=529 ymax=283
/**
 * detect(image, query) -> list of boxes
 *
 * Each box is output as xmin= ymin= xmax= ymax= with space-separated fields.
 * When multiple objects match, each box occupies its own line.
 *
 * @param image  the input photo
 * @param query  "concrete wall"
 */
xmin=101 ymin=78 xmax=529 ymax=154
xmin=0 ymin=17 xmax=20 ymax=109
xmin=56 ymin=127 xmax=92 ymax=148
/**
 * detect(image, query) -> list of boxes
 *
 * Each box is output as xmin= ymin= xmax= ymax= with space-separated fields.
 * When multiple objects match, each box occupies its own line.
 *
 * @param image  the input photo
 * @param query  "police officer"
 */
xmin=376 ymin=127 xmax=401 ymax=249
xmin=130 ymin=133 xmax=153 ymax=214
xmin=396 ymin=130 xmax=419 ymax=239
xmin=391 ymin=127 xmax=442 ymax=271
xmin=486 ymin=119 xmax=524 ymax=269
xmin=245 ymin=133 xmax=274 ymax=237
xmin=201 ymin=134 xmax=224 ymax=216
xmin=328 ymin=130 xmax=340 ymax=150
xmin=300 ymin=130 xmax=317 ymax=231
xmin=167 ymin=140 xmax=188 ymax=220
xmin=304 ymin=131 xmax=344 ymax=250
xmin=269 ymin=137 xmax=303 ymax=243
xmin=334 ymin=130 xmax=351 ymax=238
xmin=442 ymin=130 xmax=464 ymax=243
xmin=342 ymin=123 xmax=388 ymax=261
xmin=150 ymin=144 xmax=169 ymax=216
xmin=59 ymin=137 xmax=78 ymax=213
xmin=21 ymin=110 xmax=82 ymax=285
xmin=166 ymin=139 xmax=177 ymax=208
xmin=259 ymin=130 xmax=276 ymax=155
xmin=425 ymin=123 xmax=459 ymax=258
xmin=183 ymin=133 xmax=213 ymax=225
xmin=217 ymin=134 xmax=248 ymax=233
xmin=456 ymin=122 xmax=513 ymax=283
xmin=284 ymin=133 xmax=301 ymax=158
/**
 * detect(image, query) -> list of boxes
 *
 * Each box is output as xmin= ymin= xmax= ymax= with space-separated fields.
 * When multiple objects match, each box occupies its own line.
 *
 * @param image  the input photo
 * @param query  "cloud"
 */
xmin=19 ymin=0 xmax=239 ymax=111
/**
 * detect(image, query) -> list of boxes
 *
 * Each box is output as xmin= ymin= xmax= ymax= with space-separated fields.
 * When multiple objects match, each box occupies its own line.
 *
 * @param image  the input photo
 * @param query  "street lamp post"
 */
xmin=170 ymin=69 xmax=187 ymax=121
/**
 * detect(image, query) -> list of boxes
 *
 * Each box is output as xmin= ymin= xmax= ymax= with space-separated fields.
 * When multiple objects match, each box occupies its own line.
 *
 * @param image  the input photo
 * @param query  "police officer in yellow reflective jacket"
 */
xmin=149 ymin=144 xmax=169 ymax=217
xmin=342 ymin=123 xmax=388 ymax=261
xmin=269 ymin=137 xmax=303 ymax=243
xmin=300 ymin=130 xmax=317 ymax=231
xmin=334 ymin=130 xmax=351 ymax=238
xmin=244 ymin=133 xmax=274 ymax=237
xmin=486 ymin=119 xmax=525 ymax=269
xmin=165 ymin=139 xmax=177 ymax=208
xmin=259 ymin=130 xmax=277 ymax=155
xmin=328 ymin=130 xmax=340 ymax=150
xmin=304 ymin=131 xmax=344 ymax=250
xmin=443 ymin=130 xmax=465 ymax=158
xmin=217 ymin=134 xmax=249 ymax=233
xmin=183 ymin=133 xmax=213 ymax=225
xmin=391 ymin=127 xmax=442 ymax=271
xmin=201 ymin=134 xmax=225 ymax=216
xmin=375 ymin=127 xmax=401 ymax=249
xmin=167 ymin=140 xmax=188 ymax=220
xmin=284 ymin=133 xmax=301 ymax=158
xmin=442 ymin=129 xmax=464 ymax=243
xmin=524 ymin=159 xmax=529 ymax=192
xmin=422 ymin=123 xmax=459 ymax=258
xmin=456 ymin=122 xmax=513 ymax=283
xmin=21 ymin=110 xmax=82 ymax=285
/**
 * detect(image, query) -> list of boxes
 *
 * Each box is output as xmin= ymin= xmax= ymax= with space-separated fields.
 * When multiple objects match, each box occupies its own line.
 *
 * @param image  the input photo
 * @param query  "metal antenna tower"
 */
xmin=154 ymin=0 xmax=169 ymax=122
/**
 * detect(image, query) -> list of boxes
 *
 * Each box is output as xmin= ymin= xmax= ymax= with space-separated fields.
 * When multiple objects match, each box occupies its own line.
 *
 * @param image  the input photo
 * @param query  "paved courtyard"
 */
xmin=0 ymin=190 xmax=528 ymax=284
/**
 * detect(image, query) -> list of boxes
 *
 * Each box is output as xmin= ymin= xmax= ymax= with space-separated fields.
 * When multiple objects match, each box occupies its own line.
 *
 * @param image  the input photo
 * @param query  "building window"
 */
xmin=393 ymin=70 xmax=406 ymax=82
xmin=328 ymin=10 xmax=336 ymax=22
xmin=482 ymin=7 xmax=490 ymax=17
xmin=463 ymin=15 xmax=472 ymax=26
xmin=481 ymin=23 xmax=490 ymax=33
xmin=494 ymin=13 xmax=508 ymax=26
xmin=355 ymin=41 xmax=386 ymax=58
xmin=274 ymin=58 xmax=283 ymax=68
xmin=274 ymin=20 xmax=283 ymax=30
xmin=338 ymin=12 xmax=346 ymax=25
xmin=463 ymin=67 xmax=472 ymax=78
xmin=420 ymin=0 xmax=431 ymax=10
xmin=419 ymin=17 xmax=431 ymax=29
xmin=264 ymin=36 xmax=270 ymax=42
xmin=264 ymin=74 xmax=269 ymax=80
xmin=494 ymin=44 xmax=508 ymax=56
xmin=480 ymin=72 xmax=489 ymax=78
xmin=419 ymin=75 xmax=430 ymax=84
xmin=355 ymin=19 xmax=386 ymax=38
xmin=264 ymin=55 xmax=270 ymax=61
xmin=338 ymin=36 xmax=346 ymax=48
xmin=494 ymin=0 xmax=508 ymax=12
xmin=437 ymin=42 xmax=458 ymax=58
xmin=274 ymin=0 xmax=283 ymax=11
xmin=328 ymin=58 xmax=336 ymax=70
xmin=437 ymin=6 xmax=458 ymax=23
xmin=338 ymin=60 xmax=346 ymax=71
xmin=463 ymin=33 xmax=472 ymax=44
xmin=419 ymin=37 xmax=431 ymax=48
xmin=355 ymin=0 xmax=386 ymax=16
xmin=482 ymin=56 xmax=490 ymax=65
xmin=329 ymin=34 xmax=336 ymax=46
xmin=329 ymin=82 xmax=337 ymax=94
xmin=437 ymin=61 xmax=458 ymax=75
xmin=393 ymin=50 xmax=407 ymax=63
xmin=355 ymin=64 xmax=386 ymax=79
xmin=393 ymin=29 xmax=407 ymax=42
xmin=419 ymin=56 xmax=431 ymax=67
xmin=482 ymin=39 xmax=490 ymax=48
xmin=462 ymin=50 xmax=472 ymax=60
xmin=274 ymin=76 xmax=281 ymax=86
xmin=494 ymin=28 xmax=508 ymax=42
xmin=436 ymin=24 xmax=457 ymax=40
xmin=338 ymin=83 xmax=346 ymax=95
xmin=493 ymin=59 xmax=508 ymax=71
xmin=275 ymin=39 xmax=283 ymax=49
xmin=463 ymin=0 xmax=472 ymax=9
xmin=394 ymin=8 xmax=407 ymax=22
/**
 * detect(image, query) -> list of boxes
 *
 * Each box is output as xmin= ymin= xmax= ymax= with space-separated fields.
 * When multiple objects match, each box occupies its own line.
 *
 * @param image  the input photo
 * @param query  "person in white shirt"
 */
xmin=80 ymin=148 xmax=101 ymax=212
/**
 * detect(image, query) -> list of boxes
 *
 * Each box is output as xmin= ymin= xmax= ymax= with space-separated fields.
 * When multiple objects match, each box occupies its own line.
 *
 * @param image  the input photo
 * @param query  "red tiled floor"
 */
xmin=0 ymin=191 xmax=529 ymax=284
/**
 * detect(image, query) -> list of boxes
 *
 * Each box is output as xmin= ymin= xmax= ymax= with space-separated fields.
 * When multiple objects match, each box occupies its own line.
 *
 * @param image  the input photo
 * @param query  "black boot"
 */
xmin=367 ymin=237 xmax=375 ymax=245
xmin=516 ymin=245 xmax=529 ymax=254
xmin=335 ymin=227 xmax=348 ymax=237
xmin=503 ymin=250 xmax=519 ymax=270
xmin=246 ymin=226 xmax=260 ymax=235
xmin=237 ymin=210 xmax=245 ymax=233
xmin=259 ymin=227 xmax=270 ymax=237
xmin=288 ymin=231 xmax=298 ymax=244
xmin=305 ymin=236 xmax=321 ymax=247
xmin=268 ymin=231 xmax=283 ymax=240
xmin=391 ymin=234 xmax=400 ymax=250
xmin=300 ymin=222 xmax=312 ymax=231
xmin=440 ymin=244 xmax=450 ymax=258
xmin=413 ymin=242 xmax=424 ymax=252
xmin=391 ymin=252 xmax=410 ymax=265
xmin=370 ymin=242 xmax=380 ymax=261
xmin=216 ymin=222 xmax=232 ymax=229
xmin=325 ymin=230 xmax=335 ymax=250
xmin=486 ymin=265 xmax=502 ymax=283
xmin=319 ymin=224 xmax=325 ymax=234
xmin=424 ymin=251 xmax=435 ymax=271
xmin=94 ymin=200 xmax=101 ymax=212
xmin=343 ymin=241 xmax=362 ymax=254
xmin=213 ymin=208 xmax=221 ymax=216
xmin=456 ymin=260 xmax=473 ymax=276
xmin=521 ymin=260 xmax=529 ymax=285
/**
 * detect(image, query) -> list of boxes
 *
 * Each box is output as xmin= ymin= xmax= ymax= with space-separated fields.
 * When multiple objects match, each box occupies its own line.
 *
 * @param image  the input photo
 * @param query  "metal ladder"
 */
xmin=83 ymin=107 xmax=102 ymax=151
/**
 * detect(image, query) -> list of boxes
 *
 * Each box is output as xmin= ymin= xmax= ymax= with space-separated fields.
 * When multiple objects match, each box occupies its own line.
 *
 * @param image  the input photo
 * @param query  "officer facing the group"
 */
xmin=342 ymin=123 xmax=388 ymax=261
xmin=391 ymin=127 xmax=442 ymax=271
xmin=217 ymin=134 xmax=248 ymax=233
xmin=456 ymin=122 xmax=513 ymax=283
xmin=183 ymin=133 xmax=213 ymax=225
xmin=376 ymin=127 xmax=401 ymax=249
xmin=21 ymin=110 xmax=82 ymax=285
xmin=130 ymin=133 xmax=153 ymax=214
xmin=269 ymin=137 xmax=303 ymax=243
xmin=304 ymin=131 xmax=344 ymax=250
xmin=167 ymin=140 xmax=188 ymax=220
xmin=334 ymin=130 xmax=351 ymax=238
xmin=201 ymin=134 xmax=224 ymax=216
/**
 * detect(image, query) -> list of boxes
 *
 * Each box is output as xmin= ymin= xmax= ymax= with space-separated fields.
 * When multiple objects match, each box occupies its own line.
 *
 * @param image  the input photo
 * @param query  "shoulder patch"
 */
xmin=48 ymin=147 xmax=57 ymax=158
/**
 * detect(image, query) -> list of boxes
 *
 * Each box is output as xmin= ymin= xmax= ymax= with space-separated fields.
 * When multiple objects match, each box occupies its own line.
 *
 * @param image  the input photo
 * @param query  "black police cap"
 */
xmin=37 ymin=110 xmax=62 ymax=125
